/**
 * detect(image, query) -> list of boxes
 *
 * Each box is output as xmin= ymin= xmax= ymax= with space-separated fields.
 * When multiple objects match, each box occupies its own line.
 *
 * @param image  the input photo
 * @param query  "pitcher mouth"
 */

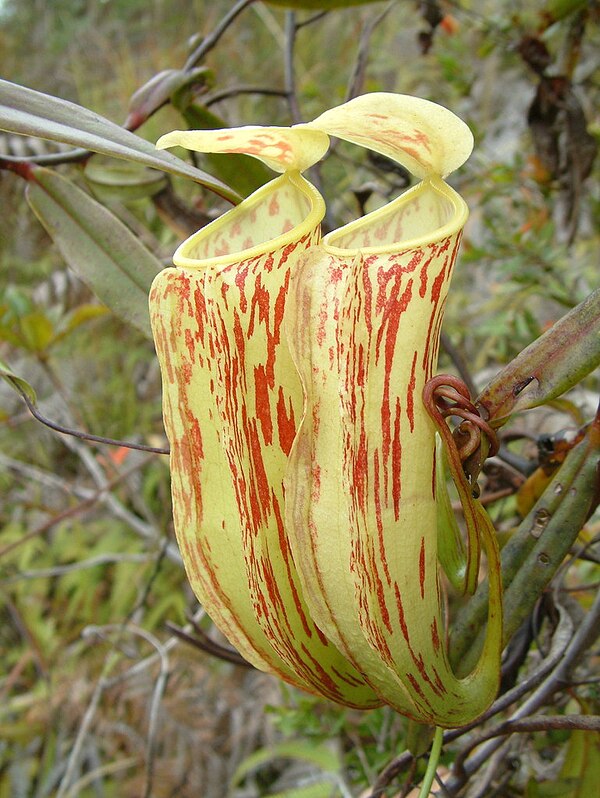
xmin=322 ymin=175 xmax=468 ymax=256
xmin=172 ymin=171 xmax=325 ymax=270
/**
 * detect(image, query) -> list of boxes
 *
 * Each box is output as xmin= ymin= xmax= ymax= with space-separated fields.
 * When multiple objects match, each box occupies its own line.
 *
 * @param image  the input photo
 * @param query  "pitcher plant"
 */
xmin=149 ymin=93 xmax=503 ymax=727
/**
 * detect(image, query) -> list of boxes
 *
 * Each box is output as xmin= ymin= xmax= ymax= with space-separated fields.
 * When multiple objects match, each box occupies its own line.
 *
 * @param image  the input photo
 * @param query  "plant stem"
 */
xmin=184 ymin=0 xmax=256 ymax=70
xmin=17 ymin=386 xmax=169 ymax=454
xmin=418 ymin=726 xmax=443 ymax=798
xmin=284 ymin=11 xmax=302 ymax=123
xmin=449 ymin=418 xmax=599 ymax=673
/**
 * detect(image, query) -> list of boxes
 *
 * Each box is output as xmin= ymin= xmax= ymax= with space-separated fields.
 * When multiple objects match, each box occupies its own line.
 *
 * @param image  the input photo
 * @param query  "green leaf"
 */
xmin=0 ymin=320 xmax=28 ymax=349
xmin=0 ymin=357 xmax=37 ymax=404
xmin=546 ymin=0 xmax=590 ymax=22
xmin=26 ymin=167 xmax=163 ymax=338
xmin=477 ymin=289 xmax=600 ymax=427
xmin=231 ymin=741 xmax=341 ymax=789
xmin=53 ymin=303 xmax=108 ymax=344
xmin=560 ymin=727 xmax=600 ymax=797
xmin=0 ymin=78 xmax=241 ymax=203
xmin=18 ymin=310 xmax=55 ymax=352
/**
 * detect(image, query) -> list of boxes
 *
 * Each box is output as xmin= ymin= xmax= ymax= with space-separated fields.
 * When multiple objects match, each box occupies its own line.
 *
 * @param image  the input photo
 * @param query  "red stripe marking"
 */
xmin=234 ymin=261 xmax=249 ymax=312
xmin=300 ymin=643 xmax=344 ymax=700
xmin=378 ymin=276 xmax=414 ymax=503
xmin=394 ymin=583 xmax=411 ymax=646
xmin=331 ymin=665 xmax=370 ymax=689
xmin=395 ymin=583 xmax=445 ymax=695
xmin=374 ymin=452 xmax=392 ymax=586
xmin=431 ymin=618 xmax=441 ymax=654
xmin=254 ymin=365 xmax=273 ymax=446
xmin=272 ymin=493 xmax=313 ymax=639
xmin=392 ymin=398 xmax=402 ymax=520
xmin=406 ymin=350 xmax=417 ymax=433
xmin=276 ymin=386 xmax=296 ymax=455
xmin=406 ymin=672 xmax=427 ymax=702
xmin=432 ymin=665 xmax=446 ymax=694
xmin=372 ymin=544 xmax=393 ymax=634
xmin=193 ymin=283 xmax=207 ymax=343
xmin=418 ymin=247 xmax=437 ymax=298
xmin=419 ymin=536 xmax=426 ymax=600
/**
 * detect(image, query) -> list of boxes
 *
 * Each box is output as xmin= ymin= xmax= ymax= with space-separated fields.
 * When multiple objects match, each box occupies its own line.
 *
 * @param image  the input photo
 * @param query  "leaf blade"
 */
xmin=477 ymin=289 xmax=600 ymax=426
xmin=0 ymin=78 xmax=240 ymax=203
xmin=26 ymin=167 xmax=164 ymax=338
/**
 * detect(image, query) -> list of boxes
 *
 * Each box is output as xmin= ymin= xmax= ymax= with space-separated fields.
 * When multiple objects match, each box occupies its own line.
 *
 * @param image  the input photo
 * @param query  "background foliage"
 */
xmin=0 ymin=1 xmax=598 ymax=796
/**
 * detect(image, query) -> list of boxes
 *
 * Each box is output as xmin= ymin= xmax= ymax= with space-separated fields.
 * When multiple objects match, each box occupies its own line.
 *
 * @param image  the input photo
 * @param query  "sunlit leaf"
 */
xmin=0 ymin=320 xmax=27 ymax=349
xmin=52 ymin=303 xmax=109 ymax=344
xmin=516 ymin=467 xmax=551 ymax=517
xmin=0 ymin=78 xmax=240 ymax=202
xmin=26 ymin=167 xmax=163 ymax=338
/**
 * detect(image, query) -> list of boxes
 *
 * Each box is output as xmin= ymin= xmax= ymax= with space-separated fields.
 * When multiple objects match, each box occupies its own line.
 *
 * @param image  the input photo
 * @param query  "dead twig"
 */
xmin=16 ymin=386 xmax=169 ymax=454
xmin=284 ymin=11 xmax=302 ymax=123
xmin=165 ymin=618 xmax=253 ymax=668
xmin=184 ymin=0 xmax=257 ymax=70
xmin=345 ymin=2 xmax=395 ymax=101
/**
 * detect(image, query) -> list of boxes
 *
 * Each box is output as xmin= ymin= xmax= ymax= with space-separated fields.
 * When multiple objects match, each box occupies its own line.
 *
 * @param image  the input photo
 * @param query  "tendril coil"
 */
xmin=423 ymin=374 xmax=499 ymax=467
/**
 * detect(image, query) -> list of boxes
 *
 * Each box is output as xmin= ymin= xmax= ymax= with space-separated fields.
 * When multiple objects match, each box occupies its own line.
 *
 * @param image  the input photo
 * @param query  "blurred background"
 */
xmin=0 ymin=2 xmax=598 ymax=796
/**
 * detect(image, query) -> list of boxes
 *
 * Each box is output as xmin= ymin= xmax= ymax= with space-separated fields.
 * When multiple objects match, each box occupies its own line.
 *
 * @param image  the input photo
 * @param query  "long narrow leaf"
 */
xmin=477 ymin=288 xmax=600 ymax=426
xmin=27 ymin=167 xmax=163 ymax=338
xmin=0 ymin=79 xmax=240 ymax=203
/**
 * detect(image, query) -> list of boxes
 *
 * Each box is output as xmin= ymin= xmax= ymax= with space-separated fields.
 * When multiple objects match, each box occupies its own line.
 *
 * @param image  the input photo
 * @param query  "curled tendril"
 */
xmin=424 ymin=375 xmax=499 ymax=486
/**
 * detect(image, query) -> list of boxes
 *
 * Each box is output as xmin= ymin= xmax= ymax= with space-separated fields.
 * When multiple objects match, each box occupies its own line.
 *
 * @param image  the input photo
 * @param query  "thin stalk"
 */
xmin=184 ymin=0 xmax=256 ymax=69
xmin=418 ymin=727 xmax=443 ymax=798
xmin=17 ymin=386 xmax=169 ymax=454
xmin=284 ymin=11 xmax=302 ymax=123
